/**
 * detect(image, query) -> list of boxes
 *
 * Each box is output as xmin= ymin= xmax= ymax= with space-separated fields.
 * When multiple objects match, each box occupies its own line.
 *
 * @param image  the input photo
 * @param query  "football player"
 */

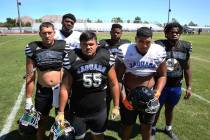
xmin=54 ymin=13 xmax=81 ymax=51
xmin=152 ymin=22 xmax=192 ymax=140
xmin=56 ymin=31 xmax=120 ymax=140
xmin=54 ymin=13 xmax=81 ymax=119
xmin=99 ymin=23 xmax=131 ymax=124
xmin=24 ymin=22 xmax=67 ymax=140
xmin=116 ymin=27 xmax=167 ymax=140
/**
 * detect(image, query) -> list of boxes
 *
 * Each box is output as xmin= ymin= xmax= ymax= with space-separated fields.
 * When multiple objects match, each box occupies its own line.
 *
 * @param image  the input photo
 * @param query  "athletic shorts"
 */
xmin=120 ymin=102 xmax=155 ymax=125
xmin=70 ymin=109 xmax=107 ymax=139
xmin=159 ymin=86 xmax=182 ymax=107
xmin=35 ymin=83 xmax=53 ymax=116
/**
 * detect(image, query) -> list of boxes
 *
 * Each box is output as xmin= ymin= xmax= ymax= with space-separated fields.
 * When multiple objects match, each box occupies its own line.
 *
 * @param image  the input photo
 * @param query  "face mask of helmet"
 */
xmin=18 ymin=108 xmax=41 ymax=136
xmin=49 ymin=120 xmax=75 ymax=140
xmin=128 ymin=86 xmax=160 ymax=114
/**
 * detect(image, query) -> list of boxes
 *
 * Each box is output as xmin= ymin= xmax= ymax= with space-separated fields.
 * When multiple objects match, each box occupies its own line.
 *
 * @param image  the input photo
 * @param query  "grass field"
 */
xmin=0 ymin=32 xmax=210 ymax=140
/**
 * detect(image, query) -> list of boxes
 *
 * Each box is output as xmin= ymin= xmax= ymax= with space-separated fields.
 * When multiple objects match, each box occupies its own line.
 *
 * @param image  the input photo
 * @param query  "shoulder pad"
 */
xmin=120 ymin=39 xmax=131 ymax=44
xmin=154 ymin=40 xmax=166 ymax=47
xmin=179 ymin=40 xmax=192 ymax=52
xmin=53 ymin=40 xmax=66 ymax=50
xmin=99 ymin=39 xmax=109 ymax=47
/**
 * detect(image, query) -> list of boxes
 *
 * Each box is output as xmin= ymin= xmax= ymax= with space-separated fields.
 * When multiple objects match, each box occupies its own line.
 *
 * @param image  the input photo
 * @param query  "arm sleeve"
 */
xmin=25 ymin=44 xmax=33 ymax=58
xmin=63 ymin=52 xmax=71 ymax=70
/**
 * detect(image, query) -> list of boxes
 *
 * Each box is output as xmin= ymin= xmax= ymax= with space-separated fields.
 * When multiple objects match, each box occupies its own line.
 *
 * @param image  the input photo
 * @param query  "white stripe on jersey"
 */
xmin=25 ymin=45 xmax=33 ymax=57
xmin=63 ymin=53 xmax=71 ymax=70
xmin=109 ymin=53 xmax=115 ymax=66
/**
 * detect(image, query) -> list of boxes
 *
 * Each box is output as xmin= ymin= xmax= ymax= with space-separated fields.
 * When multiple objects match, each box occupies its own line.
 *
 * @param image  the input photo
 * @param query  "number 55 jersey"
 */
xmin=63 ymin=48 xmax=115 ymax=117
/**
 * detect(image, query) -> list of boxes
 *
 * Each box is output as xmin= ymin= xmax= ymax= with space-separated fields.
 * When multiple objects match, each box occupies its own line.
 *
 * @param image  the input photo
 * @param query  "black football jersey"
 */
xmin=25 ymin=40 xmax=67 ymax=71
xmin=155 ymin=40 xmax=192 ymax=86
xmin=99 ymin=39 xmax=130 ymax=61
xmin=63 ymin=47 xmax=115 ymax=116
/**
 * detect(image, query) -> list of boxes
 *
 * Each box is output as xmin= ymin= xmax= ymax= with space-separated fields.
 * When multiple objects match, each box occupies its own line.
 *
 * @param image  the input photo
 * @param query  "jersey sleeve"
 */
xmin=63 ymin=52 xmax=71 ymax=70
xmin=155 ymin=44 xmax=166 ymax=64
xmin=24 ymin=43 xmax=34 ymax=59
xmin=109 ymin=52 xmax=115 ymax=66
xmin=186 ymin=41 xmax=192 ymax=53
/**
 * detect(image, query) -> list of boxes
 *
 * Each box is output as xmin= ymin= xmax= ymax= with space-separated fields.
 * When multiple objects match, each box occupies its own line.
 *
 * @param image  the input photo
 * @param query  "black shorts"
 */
xmin=120 ymin=102 xmax=155 ymax=125
xmin=69 ymin=109 xmax=107 ymax=139
xmin=35 ymin=83 xmax=53 ymax=116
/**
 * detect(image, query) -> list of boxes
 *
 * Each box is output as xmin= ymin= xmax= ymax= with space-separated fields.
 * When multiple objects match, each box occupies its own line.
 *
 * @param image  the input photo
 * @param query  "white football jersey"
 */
xmin=54 ymin=30 xmax=81 ymax=51
xmin=119 ymin=43 xmax=166 ymax=76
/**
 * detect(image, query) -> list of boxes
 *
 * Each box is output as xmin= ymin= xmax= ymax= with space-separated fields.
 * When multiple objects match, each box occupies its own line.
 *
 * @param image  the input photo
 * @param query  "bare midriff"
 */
xmin=123 ymin=72 xmax=155 ymax=89
xmin=37 ymin=70 xmax=63 ymax=87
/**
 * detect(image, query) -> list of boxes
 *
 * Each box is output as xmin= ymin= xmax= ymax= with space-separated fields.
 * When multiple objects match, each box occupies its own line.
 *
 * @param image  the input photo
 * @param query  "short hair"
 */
xmin=136 ymin=27 xmax=152 ymax=38
xmin=79 ymin=31 xmax=97 ymax=42
xmin=111 ymin=23 xmax=122 ymax=30
xmin=62 ymin=13 xmax=76 ymax=22
xmin=164 ymin=22 xmax=183 ymax=34
xmin=39 ymin=22 xmax=54 ymax=31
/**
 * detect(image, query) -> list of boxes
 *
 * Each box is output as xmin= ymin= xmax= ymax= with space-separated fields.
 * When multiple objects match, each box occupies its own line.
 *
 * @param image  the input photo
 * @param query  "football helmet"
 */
xmin=129 ymin=86 xmax=160 ymax=114
xmin=18 ymin=108 xmax=41 ymax=136
xmin=49 ymin=120 xmax=75 ymax=140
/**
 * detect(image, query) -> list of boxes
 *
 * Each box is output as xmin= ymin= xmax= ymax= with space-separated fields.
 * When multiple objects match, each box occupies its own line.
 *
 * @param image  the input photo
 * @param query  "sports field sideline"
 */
xmin=0 ymin=32 xmax=210 ymax=140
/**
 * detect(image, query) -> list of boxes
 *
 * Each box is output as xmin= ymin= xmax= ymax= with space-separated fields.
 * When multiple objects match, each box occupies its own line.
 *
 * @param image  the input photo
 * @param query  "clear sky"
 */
xmin=0 ymin=0 xmax=209 ymax=26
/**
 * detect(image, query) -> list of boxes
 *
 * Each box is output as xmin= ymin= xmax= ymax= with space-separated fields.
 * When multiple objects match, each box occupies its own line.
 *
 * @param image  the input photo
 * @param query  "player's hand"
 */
xmin=122 ymin=98 xmax=133 ymax=110
xmin=55 ymin=112 xmax=64 ymax=127
xmin=184 ymin=87 xmax=192 ymax=100
xmin=25 ymin=97 xmax=35 ymax=112
xmin=111 ymin=106 xmax=120 ymax=120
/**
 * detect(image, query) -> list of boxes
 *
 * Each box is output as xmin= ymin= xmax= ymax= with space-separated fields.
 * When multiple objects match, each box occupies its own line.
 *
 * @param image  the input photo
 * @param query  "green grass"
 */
xmin=0 ymin=32 xmax=210 ymax=140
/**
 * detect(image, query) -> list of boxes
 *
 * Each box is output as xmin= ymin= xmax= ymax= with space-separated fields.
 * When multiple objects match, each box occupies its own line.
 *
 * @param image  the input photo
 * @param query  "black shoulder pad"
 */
xmin=120 ymin=39 xmax=131 ymax=44
xmin=99 ymin=39 xmax=109 ymax=47
xmin=28 ymin=41 xmax=41 ymax=52
xmin=154 ymin=40 xmax=166 ymax=47
xmin=53 ymin=40 xmax=66 ymax=50
xmin=179 ymin=40 xmax=192 ymax=52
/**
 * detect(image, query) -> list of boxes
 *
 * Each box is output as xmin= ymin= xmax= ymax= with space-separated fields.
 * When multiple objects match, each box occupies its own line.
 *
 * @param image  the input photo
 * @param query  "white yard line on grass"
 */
xmin=182 ymin=88 xmax=210 ymax=104
xmin=191 ymin=56 xmax=210 ymax=63
xmin=0 ymin=82 xmax=25 ymax=140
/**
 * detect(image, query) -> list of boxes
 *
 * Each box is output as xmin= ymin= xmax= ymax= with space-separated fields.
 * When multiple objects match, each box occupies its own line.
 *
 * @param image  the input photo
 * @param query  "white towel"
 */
xmin=52 ymin=84 xmax=60 ymax=108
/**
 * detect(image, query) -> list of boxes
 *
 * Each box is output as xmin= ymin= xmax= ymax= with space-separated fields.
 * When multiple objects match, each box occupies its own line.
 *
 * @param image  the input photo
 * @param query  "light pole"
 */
xmin=167 ymin=0 xmax=171 ymax=23
xmin=16 ymin=0 xmax=22 ymax=33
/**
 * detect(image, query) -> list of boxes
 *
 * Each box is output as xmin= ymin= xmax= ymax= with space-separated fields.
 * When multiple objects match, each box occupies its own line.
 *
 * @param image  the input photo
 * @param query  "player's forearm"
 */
xmin=184 ymin=67 xmax=192 ymax=89
xmin=110 ymin=82 xmax=120 ymax=107
xmin=155 ymin=76 xmax=166 ymax=93
xmin=59 ymin=88 xmax=69 ymax=112
xmin=25 ymin=75 xmax=35 ymax=98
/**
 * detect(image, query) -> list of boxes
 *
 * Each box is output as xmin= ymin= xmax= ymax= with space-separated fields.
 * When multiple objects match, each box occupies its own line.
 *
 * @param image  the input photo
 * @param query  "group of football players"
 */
xmin=18 ymin=13 xmax=192 ymax=140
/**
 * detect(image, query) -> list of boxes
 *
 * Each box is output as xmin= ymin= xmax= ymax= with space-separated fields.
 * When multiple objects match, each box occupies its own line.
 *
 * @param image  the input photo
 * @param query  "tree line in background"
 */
xmin=0 ymin=16 xmax=201 ymax=29
xmin=0 ymin=18 xmax=31 ymax=29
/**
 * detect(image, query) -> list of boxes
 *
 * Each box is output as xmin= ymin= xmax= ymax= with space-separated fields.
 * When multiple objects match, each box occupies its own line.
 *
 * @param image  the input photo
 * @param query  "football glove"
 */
xmin=111 ymin=106 xmax=120 ymax=120
xmin=49 ymin=120 xmax=75 ymax=140
xmin=55 ymin=112 xmax=64 ymax=127
xmin=25 ymin=97 xmax=35 ymax=111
